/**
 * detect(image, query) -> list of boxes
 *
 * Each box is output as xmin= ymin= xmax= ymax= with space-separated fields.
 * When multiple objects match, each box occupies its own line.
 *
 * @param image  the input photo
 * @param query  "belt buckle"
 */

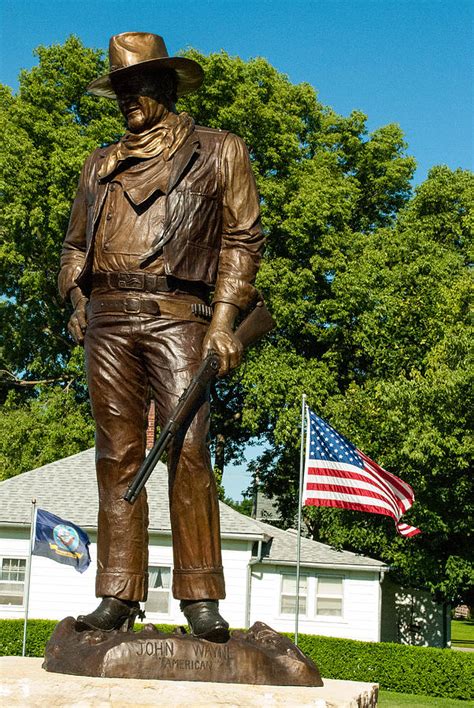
xmin=117 ymin=272 xmax=145 ymax=290
xmin=124 ymin=297 xmax=141 ymax=314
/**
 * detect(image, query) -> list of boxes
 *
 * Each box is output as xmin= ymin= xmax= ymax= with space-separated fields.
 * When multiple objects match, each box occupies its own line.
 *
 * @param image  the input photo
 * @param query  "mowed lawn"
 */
xmin=451 ymin=619 xmax=474 ymax=648
xmin=379 ymin=692 xmax=470 ymax=707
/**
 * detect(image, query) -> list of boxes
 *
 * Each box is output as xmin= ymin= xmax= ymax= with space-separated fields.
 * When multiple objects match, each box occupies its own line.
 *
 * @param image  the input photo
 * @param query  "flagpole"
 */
xmin=22 ymin=499 xmax=37 ymax=657
xmin=295 ymin=393 xmax=307 ymax=647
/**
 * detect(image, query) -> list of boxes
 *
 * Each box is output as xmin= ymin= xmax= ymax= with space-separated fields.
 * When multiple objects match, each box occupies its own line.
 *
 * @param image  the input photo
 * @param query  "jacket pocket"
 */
xmin=185 ymin=192 xmax=220 ymax=249
xmin=168 ymin=240 xmax=220 ymax=285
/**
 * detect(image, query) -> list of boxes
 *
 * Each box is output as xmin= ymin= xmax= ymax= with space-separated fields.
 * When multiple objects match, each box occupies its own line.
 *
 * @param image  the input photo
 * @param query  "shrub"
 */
xmin=290 ymin=633 xmax=473 ymax=700
xmin=0 ymin=619 xmax=57 ymax=657
xmin=0 ymin=620 xmax=182 ymax=657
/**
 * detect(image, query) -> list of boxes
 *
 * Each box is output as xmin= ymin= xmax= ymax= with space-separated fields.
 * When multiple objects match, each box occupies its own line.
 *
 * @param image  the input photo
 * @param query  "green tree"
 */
xmin=178 ymin=50 xmax=415 ymax=488
xmin=252 ymin=166 xmax=473 ymax=603
xmin=0 ymin=387 xmax=95 ymax=481
xmin=321 ymin=167 xmax=473 ymax=604
xmin=0 ymin=36 xmax=123 ymax=388
xmin=0 ymin=37 xmax=122 ymax=473
xmin=1 ymin=38 xmax=471 ymax=604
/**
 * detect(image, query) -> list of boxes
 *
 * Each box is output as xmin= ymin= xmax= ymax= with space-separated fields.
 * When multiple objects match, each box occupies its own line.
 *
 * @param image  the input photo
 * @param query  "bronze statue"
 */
xmin=59 ymin=32 xmax=264 ymax=642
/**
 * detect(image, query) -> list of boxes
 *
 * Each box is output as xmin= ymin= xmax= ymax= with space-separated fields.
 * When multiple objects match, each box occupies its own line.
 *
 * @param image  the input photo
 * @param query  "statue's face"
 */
xmin=113 ymin=72 xmax=168 ymax=133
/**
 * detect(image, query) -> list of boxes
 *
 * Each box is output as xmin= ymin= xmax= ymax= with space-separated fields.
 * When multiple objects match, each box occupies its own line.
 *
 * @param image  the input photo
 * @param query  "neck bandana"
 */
xmin=99 ymin=111 xmax=195 ymax=179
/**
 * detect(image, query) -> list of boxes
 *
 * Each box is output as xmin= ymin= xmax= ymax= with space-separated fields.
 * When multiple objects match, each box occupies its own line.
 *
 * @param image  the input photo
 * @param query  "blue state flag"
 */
xmin=33 ymin=508 xmax=91 ymax=573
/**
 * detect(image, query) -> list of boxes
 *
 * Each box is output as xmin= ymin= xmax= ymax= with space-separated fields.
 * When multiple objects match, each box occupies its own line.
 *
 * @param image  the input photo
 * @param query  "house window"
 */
xmin=0 ymin=558 xmax=26 ymax=606
xmin=145 ymin=566 xmax=171 ymax=614
xmin=280 ymin=574 xmax=307 ymax=615
xmin=316 ymin=576 xmax=343 ymax=617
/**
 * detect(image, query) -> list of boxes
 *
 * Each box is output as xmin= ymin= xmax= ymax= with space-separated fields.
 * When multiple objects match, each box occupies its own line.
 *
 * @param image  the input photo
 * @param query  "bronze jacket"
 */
xmin=59 ymin=125 xmax=264 ymax=311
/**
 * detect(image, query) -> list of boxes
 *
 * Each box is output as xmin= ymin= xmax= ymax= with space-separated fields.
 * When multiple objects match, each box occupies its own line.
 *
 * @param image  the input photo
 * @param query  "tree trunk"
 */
xmin=214 ymin=432 xmax=226 ymax=499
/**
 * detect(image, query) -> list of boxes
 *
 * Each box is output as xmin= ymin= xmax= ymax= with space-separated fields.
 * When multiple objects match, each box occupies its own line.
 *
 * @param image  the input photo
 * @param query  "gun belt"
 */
xmin=88 ymin=296 xmax=212 ymax=322
xmin=91 ymin=271 xmax=207 ymax=300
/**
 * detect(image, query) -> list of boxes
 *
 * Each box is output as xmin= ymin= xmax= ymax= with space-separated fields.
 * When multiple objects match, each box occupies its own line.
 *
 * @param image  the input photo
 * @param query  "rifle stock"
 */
xmin=234 ymin=300 xmax=275 ymax=348
xmin=123 ymin=301 xmax=274 ymax=504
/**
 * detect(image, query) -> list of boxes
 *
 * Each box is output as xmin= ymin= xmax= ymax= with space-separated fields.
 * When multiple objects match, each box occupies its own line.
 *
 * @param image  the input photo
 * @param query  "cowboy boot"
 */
xmin=75 ymin=596 xmax=144 ymax=632
xmin=180 ymin=600 xmax=230 ymax=643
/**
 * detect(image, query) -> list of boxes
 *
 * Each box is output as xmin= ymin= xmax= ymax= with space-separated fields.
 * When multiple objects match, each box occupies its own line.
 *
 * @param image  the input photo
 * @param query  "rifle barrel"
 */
xmin=123 ymin=353 xmax=220 ymax=504
xmin=122 ymin=302 xmax=275 ymax=505
xmin=123 ymin=427 xmax=173 ymax=503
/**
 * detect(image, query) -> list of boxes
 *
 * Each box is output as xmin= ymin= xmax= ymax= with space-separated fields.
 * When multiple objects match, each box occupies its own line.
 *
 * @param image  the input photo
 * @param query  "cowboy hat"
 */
xmin=87 ymin=32 xmax=204 ymax=98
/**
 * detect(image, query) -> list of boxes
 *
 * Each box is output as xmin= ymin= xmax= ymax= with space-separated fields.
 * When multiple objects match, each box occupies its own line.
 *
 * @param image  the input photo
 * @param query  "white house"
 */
xmin=0 ymin=448 xmax=447 ymax=646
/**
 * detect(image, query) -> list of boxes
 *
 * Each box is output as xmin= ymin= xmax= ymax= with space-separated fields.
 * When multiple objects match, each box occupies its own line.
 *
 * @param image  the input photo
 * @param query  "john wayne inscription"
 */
xmin=43 ymin=618 xmax=323 ymax=686
xmin=134 ymin=637 xmax=231 ymax=673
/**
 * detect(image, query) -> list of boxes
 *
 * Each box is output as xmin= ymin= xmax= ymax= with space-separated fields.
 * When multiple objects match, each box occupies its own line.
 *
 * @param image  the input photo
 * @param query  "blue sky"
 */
xmin=1 ymin=0 xmax=472 ymax=185
xmin=1 ymin=0 xmax=472 ymax=497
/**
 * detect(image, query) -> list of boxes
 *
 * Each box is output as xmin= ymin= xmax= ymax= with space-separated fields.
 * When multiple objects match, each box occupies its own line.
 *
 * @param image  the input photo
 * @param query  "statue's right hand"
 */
xmin=67 ymin=295 xmax=88 ymax=346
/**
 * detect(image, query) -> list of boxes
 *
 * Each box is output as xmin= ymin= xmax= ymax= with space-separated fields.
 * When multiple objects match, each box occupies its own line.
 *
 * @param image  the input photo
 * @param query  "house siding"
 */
xmin=0 ymin=531 xmax=253 ymax=629
xmin=0 ymin=530 xmax=97 ymax=620
xmin=380 ymin=577 xmax=450 ymax=648
xmin=219 ymin=541 xmax=253 ymax=629
xmin=145 ymin=537 xmax=253 ymax=629
xmin=5 ymin=451 xmax=456 ymax=648
xmin=249 ymin=564 xmax=381 ymax=642
xmin=1 ymin=533 xmax=382 ymax=643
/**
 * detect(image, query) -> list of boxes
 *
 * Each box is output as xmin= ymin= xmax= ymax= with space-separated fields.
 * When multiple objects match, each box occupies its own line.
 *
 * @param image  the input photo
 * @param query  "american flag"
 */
xmin=303 ymin=409 xmax=421 ymax=537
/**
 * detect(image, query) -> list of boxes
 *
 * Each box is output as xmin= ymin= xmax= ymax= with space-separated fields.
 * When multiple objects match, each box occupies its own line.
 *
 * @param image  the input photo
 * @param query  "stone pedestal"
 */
xmin=0 ymin=657 xmax=379 ymax=706
xmin=43 ymin=618 xmax=323 ymax=687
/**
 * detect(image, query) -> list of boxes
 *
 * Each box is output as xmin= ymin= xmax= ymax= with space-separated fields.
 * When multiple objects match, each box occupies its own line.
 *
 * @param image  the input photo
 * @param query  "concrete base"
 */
xmin=0 ymin=657 xmax=378 ymax=707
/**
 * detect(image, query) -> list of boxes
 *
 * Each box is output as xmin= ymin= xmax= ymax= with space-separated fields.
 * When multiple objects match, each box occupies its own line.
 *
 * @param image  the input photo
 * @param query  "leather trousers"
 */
xmin=84 ymin=295 xmax=225 ymax=602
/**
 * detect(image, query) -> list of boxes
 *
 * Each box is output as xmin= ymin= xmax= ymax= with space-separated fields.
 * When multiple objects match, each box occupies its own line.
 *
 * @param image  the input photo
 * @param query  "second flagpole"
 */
xmin=22 ymin=498 xmax=37 ymax=657
xmin=295 ymin=393 xmax=306 ymax=646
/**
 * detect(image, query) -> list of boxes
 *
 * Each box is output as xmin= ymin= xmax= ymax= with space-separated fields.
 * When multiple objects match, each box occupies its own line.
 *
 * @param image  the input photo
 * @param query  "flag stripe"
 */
xmin=306 ymin=472 xmax=400 ymax=498
xmin=305 ymin=483 xmax=401 ymax=518
xmin=304 ymin=487 xmax=399 ymax=518
xmin=303 ymin=409 xmax=421 ymax=537
xmin=361 ymin=452 xmax=415 ymax=497
xmin=397 ymin=523 xmax=422 ymax=537
xmin=306 ymin=462 xmax=404 ymax=508
xmin=304 ymin=497 xmax=398 ymax=519
xmin=358 ymin=457 xmax=412 ymax=513
xmin=359 ymin=452 xmax=415 ymax=509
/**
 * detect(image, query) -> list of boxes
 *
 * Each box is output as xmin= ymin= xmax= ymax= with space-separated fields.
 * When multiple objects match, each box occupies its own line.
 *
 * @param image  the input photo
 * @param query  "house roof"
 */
xmin=0 ymin=448 xmax=265 ymax=539
xmin=252 ymin=493 xmax=385 ymax=569
xmin=0 ymin=448 xmax=386 ymax=570
xmin=254 ymin=520 xmax=385 ymax=569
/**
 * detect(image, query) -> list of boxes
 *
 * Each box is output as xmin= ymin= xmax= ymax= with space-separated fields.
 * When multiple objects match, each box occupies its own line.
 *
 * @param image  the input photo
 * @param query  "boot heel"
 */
xmin=76 ymin=597 xmax=145 ymax=633
xmin=119 ymin=617 xmax=133 ymax=632
xmin=122 ymin=607 xmax=145 ymax=632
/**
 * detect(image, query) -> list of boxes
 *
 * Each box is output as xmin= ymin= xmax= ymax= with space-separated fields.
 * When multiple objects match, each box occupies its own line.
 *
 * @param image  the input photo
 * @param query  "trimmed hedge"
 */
xmin=0 ymin=619 xmax=56 ymax=658
xmin=1 ymin=620 xmax=472 ymax=700
xmin=0 ymin=619 xmax=177 ymax=657
xmin=290 ymin=633 xmax=473 ymax=701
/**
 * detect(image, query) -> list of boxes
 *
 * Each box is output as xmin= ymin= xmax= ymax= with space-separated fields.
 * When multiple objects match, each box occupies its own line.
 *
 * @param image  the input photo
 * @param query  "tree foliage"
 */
xmin=0 ymin=387 xmax=95 ymax=481
xmin=245 ymin=166 xmax=473 ymax=603
xmin=0 ymin=38 xmax=472 ymax=601
xmin=0 ymin=36 xmax=123 ymax=388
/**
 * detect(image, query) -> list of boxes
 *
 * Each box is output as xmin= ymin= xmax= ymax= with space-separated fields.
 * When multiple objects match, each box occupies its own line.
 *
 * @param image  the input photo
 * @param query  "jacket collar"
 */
xmin=96 ymin=129 xmax=200 ymax=202
xmin=166 ymin=130 xmax=200 ymax=194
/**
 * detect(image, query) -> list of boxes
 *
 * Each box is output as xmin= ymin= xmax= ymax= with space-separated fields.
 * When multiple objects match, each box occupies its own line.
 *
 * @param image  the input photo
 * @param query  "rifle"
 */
xmin=123 ymin=300 xmax=275 ymax=504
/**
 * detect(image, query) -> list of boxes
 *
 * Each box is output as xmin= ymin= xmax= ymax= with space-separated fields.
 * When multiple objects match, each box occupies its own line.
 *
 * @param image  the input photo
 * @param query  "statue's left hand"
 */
xmin=67 ymin=287 xmax=88 ymax=346
xmin=202 ymin=302 xmax=242 ymax=376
